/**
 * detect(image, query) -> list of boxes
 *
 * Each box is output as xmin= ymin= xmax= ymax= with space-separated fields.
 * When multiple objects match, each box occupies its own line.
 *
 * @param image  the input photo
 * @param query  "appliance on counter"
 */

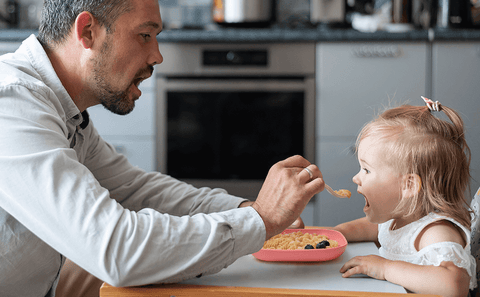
xmin=155 ymin=43 xmax=315 ymax=199
xmin=392 ymin=0 xmax=412 ymax=24
xmin=412 ymin=0 xmax=438 ymax=29
xmin=310 ymin=0 xmax=346 ymax=24
xmin=212 ymin=0 xmax=275 ymax=27
xmin=0 ymin=0 xmax=19 ymax=28
xmin=437 ymin=0 xmax=479 ymax=28
xmin=310 ymin=0 xmax=375 ymax=27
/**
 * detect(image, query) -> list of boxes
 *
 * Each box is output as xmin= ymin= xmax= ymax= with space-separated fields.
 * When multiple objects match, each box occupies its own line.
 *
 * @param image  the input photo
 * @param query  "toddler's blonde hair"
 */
xmin=357 ymin=103 xmax=472 ymax=228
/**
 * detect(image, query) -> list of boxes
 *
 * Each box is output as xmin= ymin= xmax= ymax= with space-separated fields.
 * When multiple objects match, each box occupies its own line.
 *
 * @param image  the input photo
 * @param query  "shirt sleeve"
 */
xmin=0 ymin=84 xmax=266 ymax=287
xmin=416 ymin=242 xmax=477 ymax=290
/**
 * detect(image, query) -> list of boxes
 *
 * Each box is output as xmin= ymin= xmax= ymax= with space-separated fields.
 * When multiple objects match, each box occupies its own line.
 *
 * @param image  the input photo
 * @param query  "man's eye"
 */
xmin=141 ymin=34 xmax=151 ymax=40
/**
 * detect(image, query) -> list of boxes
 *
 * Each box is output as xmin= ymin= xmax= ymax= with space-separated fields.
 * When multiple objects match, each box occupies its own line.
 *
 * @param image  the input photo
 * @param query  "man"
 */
xmin=0 ymin=0 xmax=324 ymax=296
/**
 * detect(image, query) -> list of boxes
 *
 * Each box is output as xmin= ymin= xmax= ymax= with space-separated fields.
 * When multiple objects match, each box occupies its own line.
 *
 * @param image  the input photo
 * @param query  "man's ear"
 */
xmin=402 ymin=174 xmax=422 ymax=198
xmin=75 ymin=11 xmax=96 ymax=49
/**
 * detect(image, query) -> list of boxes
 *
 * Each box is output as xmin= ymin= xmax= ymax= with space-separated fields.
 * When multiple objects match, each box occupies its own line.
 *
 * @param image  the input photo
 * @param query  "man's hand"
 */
xmin=251 ymin=155 xmax=324 ymax=240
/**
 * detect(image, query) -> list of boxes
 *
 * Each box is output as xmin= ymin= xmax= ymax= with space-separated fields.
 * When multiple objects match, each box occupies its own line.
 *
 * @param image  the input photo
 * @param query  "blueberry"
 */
xmin=316 ymin=240 xmax=330 ymax=249
xmin=304 ymin=244 xmax=315 ymax=249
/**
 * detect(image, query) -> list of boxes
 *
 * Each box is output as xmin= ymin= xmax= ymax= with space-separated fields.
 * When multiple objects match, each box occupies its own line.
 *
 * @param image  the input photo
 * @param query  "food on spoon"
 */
xmin=304 ymin=244 xmax=315 ymax=249
xmin=262 ymin=231 xmax=338 ymax=250
xmin=334 ymin=189 xmax=351 ymax=198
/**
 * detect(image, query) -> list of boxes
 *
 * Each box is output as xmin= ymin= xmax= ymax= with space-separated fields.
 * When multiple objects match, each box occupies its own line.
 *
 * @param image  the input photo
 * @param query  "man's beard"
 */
xmin=91 ymin=40 xmax=152 ymax=116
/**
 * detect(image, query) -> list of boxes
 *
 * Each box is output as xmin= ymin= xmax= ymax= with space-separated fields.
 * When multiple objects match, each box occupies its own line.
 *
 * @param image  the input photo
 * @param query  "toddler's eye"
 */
xmin=363 ymin=168 xmax=370 ymax=174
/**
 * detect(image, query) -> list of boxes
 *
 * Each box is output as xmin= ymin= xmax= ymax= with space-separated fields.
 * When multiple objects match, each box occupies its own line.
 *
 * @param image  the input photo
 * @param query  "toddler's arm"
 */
xmin=341 ymin=256 xmax=469 ymax=297
xmin=340 ymin=220 xmax=471 ymax=297
xmin=333 ymin=217 xmax=378 ymax=243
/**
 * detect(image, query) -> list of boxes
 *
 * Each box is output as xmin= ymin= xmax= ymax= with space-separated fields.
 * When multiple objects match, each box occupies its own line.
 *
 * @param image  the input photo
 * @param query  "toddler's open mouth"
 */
xmin=360 ymin=192 xmax=370 ymax=211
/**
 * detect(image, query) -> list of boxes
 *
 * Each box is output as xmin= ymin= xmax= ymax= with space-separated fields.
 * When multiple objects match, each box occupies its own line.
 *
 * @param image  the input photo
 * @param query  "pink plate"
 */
xmin=253 ymin=229 xmax=348 ymax=262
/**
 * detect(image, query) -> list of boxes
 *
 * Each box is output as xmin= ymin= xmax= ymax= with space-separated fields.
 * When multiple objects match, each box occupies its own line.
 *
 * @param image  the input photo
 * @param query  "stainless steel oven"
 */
xmin=155 ymin=43 xmax=315 ymax=199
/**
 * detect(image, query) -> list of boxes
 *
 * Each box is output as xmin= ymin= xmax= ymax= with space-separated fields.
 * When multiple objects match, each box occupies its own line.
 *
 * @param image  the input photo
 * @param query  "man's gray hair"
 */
xmin=38 ymin=0 xmax=133 ymax=49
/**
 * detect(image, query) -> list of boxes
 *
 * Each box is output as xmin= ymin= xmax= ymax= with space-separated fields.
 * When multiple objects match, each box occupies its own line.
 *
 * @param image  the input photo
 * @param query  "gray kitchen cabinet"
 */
xmin=87 ymin=74 xmax=157 ymax=172
xmin=432 ymin=42 xmax=480 ymax=199
xmin=317 ymin=42 xmax=429 ymax=137
xmin=315 ymin=41 xmax=428 ymax=227
xmin=0 ymin=42 xmax=20 ymax=55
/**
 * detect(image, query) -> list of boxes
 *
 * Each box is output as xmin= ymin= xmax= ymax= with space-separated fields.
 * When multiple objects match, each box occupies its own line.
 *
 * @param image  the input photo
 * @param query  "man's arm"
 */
xmin=239 ymin=200 xmax=305 ymax=229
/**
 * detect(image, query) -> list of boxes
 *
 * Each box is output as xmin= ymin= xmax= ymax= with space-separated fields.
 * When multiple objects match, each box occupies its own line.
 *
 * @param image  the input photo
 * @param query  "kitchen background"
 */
xmin=3 ymin=0 xmax=479 ymax=30
xmin=1 ymin=0 xmax=480 ymax=227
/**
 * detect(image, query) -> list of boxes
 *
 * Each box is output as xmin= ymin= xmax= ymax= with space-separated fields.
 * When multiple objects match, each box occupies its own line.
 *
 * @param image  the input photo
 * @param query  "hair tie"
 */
xmin=421 ymin=96 xmax=441 ymax=112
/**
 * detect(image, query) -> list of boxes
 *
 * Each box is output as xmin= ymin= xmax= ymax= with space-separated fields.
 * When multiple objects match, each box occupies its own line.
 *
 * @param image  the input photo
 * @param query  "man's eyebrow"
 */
xmin=139 ymin=21 xmax=160 ymax=30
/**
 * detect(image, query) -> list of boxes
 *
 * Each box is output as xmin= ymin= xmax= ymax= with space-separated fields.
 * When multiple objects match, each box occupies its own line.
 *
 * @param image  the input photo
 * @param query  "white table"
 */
xmin=180 ymin=242 xmax=406 ymax=294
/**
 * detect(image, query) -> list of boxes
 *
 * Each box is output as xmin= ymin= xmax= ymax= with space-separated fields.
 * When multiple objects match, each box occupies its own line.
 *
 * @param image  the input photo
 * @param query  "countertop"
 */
xmin=1 ymin=27 xmax=480 ymax=43
xmin=179 ymin=242 xmax=406 ymax=293
xmin=100 ymin=242 xmax=412 ymax=297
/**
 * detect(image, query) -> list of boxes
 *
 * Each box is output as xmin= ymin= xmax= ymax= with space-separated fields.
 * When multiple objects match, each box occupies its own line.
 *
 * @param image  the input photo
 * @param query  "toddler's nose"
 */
xmin=352 ymin=173 xmax=360 ymax=185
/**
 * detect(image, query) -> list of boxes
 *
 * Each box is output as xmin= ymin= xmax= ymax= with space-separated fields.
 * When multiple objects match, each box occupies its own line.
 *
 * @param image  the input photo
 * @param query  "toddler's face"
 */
xmin=352 ymin=136 xmax=404 ymax=224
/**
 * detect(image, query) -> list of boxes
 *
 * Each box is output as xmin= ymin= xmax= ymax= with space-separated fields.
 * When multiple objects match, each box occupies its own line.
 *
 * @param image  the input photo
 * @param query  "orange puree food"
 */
xmin=263 ymin=231 xmax=338 ymax=250
xmin=334 ymin=189 xmax=351 ymax=198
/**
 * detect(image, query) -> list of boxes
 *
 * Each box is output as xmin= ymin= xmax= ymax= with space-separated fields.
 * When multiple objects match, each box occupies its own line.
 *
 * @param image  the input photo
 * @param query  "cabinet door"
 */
xmin=317 ymin=42 xmax=428 ymax=137
xmin=87 ymin=76 xmax=156 ymax=173
xmin=87 ymin=76 xmax=156 ymax=136
xmin=315 ymin=140 xmax=364 ymax=227
xmin=0 ymin=42 xmax=21 ymax=55
xmin=102 ymin=136 xmax=155 ymax=172
xmin=315 ymin=42 xmax=428 ymax=226
xmin=432 ymin=42 xmax=480 ymax=197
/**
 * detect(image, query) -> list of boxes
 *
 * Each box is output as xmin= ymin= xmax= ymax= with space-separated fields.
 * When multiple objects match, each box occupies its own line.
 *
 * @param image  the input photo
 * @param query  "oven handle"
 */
xmin=156 ymin=77 xmax=312 ymax=92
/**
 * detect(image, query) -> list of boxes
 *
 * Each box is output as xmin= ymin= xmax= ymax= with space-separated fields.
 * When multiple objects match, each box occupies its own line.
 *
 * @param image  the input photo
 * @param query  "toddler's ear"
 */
xmin=402 ymin=174 xmax=422 ymax=198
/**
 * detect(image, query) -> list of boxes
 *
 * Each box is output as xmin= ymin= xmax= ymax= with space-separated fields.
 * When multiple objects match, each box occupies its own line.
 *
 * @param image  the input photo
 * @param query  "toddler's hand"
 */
xmin=340 ymin=255 xmax=390 ymax=280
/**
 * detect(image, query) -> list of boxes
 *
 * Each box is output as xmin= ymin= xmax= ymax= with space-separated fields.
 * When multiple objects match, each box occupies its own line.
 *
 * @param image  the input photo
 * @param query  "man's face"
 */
xmin=89 ymin=0 xmax=163 ymax=115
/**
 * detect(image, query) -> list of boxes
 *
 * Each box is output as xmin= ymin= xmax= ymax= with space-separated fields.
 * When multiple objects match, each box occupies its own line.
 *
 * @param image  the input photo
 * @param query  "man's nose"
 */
xmin=150 ymin=44 xmax=163 ymax=66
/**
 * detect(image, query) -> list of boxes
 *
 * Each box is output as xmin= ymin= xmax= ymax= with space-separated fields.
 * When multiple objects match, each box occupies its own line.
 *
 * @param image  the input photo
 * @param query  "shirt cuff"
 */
xmin=223 ymin=206 xmax=266 ymax=259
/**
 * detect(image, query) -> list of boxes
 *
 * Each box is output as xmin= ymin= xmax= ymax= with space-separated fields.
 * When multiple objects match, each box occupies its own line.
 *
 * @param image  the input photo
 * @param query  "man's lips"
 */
xmin=134 ymin=74 xmax=152 ymax=87
xmin=133 ymin=65 xmax=154 ymax=87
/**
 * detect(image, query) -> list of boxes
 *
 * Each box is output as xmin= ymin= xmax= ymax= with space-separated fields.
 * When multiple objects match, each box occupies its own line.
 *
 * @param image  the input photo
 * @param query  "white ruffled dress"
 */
xmin=378 ymin=212 xmax=477 ymax=290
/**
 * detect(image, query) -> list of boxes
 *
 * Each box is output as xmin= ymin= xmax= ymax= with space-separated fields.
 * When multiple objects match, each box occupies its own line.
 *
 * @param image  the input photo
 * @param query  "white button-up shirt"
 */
xmin=0 ymin=35 xmax=265 ymax=297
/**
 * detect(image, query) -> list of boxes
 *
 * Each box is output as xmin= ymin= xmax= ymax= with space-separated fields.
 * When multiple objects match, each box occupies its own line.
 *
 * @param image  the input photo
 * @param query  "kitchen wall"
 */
xmin=0 ymin=0 xmax=42 ymax=30
xmin=0 ymin=0 xmax=311 ymax=30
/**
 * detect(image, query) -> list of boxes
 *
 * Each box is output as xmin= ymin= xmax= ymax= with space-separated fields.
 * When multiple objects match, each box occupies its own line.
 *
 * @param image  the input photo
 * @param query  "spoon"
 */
xmin=324 ymin=184 xmax=351 ymax=198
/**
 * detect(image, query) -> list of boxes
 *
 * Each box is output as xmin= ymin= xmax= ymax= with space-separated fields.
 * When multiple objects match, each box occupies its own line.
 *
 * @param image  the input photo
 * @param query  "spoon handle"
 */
xmin=325 ymin=184 xmax=350 ymax=198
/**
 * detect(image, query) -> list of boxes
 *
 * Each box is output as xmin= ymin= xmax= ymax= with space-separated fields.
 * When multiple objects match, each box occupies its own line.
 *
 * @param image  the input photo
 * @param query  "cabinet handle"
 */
xmin=352 ymin=45 xmax=402 ymax=58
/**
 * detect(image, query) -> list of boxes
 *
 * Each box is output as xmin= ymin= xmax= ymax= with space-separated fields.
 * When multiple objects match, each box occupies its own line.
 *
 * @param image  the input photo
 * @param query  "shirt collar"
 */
xmin=21 ymin=35 xmax=82 ymax=123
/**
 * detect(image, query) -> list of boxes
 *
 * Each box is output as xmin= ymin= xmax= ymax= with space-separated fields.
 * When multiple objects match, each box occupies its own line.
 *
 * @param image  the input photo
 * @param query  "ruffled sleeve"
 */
xmin=416 ymin=242 xmax=477 ymax=290
xmin=470 ymin=187 xmax=480 ymax=290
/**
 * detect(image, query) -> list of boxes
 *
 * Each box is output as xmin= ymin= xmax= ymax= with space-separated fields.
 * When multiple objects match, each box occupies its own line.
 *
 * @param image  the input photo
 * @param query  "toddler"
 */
xmin=333 ymin=97 xmax=476 ymax=297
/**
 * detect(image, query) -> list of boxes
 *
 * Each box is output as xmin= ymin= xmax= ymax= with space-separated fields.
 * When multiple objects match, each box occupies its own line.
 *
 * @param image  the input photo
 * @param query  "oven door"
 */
xmin=155 ymin=76 xmax=315 ymax=199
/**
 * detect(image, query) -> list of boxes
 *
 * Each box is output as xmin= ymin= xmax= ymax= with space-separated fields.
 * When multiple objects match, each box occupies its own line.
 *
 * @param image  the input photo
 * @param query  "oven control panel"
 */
xmin=203 ymin=50 xmax=268 ymax=66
